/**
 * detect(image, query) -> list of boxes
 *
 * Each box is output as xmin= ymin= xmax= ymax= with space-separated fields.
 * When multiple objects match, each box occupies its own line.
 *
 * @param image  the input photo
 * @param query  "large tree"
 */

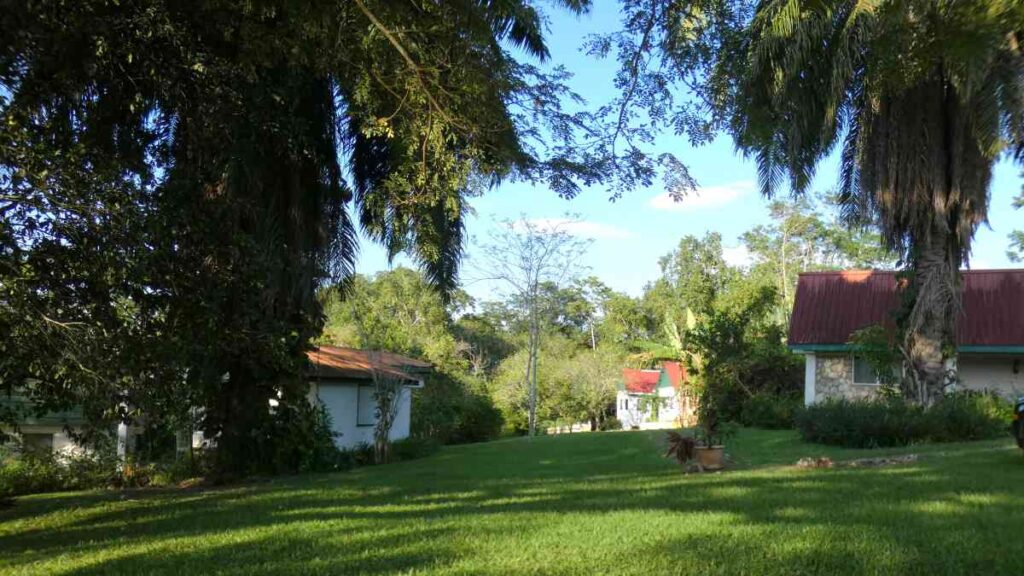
xmin=0 ymin=0 xmax=651 ymax=474
xmin=474 ymin=218 xmax=590 ymax=436
xmin=742 ymin=194 xmax=894 ymax=322
xmin=727 ymin=1 xmax=1024 ymax=403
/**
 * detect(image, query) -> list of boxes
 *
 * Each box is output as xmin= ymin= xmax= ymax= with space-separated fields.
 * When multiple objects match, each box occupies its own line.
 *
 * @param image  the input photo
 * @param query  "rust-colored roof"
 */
xmin=307 ymin=346 xmax=431 ymax=381
xmin=788 ymin=269 xmax=1024 ymax=347
xmin=622 ymin=369 xmax=660 ymax=394
xmin=660 ymin=361 xmax=687 ymax=389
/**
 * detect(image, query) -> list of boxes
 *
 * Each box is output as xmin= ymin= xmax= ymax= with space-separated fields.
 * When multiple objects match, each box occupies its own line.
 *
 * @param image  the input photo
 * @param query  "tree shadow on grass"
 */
xmin=2 ymin=437 xmax=1023 ymax=575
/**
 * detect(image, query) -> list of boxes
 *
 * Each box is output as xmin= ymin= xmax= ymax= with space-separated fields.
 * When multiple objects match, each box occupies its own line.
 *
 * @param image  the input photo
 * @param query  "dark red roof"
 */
xmin=788 ymin=269 xmax=1024 ymax=347
xmin=622 ymin=369 xmax=660 ymax=393
xmin=661 ymin=361 xmax=687 ymax=389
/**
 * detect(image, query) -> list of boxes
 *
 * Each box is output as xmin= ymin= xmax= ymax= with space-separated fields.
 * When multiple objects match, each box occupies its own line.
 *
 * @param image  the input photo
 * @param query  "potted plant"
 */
xmin=664 ymin=418 xmax=736 ymax=472
xmin=691 ymin=398 xmax=736 ymax=471
xmin=692 ymin=417 xmax=728 ymax=470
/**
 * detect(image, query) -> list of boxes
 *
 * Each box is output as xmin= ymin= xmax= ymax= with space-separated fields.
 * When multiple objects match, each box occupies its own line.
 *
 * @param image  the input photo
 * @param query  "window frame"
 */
xmin=21 ymin=432 xmax=54 ymax=452
xmin=851 ymin=355 xmax=881 ymax=386
xmin=356 ymin=385 xmax=377 ymax=427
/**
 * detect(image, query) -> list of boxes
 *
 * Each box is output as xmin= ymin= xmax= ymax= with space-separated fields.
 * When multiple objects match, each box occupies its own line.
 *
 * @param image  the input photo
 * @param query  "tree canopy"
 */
xmin=0 ymin=0 xmax=669 ymax=473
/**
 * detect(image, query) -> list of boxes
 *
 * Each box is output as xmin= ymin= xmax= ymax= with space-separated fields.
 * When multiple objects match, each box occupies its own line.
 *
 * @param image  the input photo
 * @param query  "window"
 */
xmin=852 ymin=356 xmax=879 ymax=385
xmin=357 ymin=386 xmax=376 ymax=427
xmin=21 ymin=433 xmax=53 ymax=452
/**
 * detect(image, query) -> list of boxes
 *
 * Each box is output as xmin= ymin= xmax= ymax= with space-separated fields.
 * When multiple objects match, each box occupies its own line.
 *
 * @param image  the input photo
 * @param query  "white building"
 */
xmin=615 ymin=362 xmax=697 ymax=429
xmin=306 ymin=346 xmax=430 ymax=449
xmin=2 ymin=346 xmax=430 ymax=454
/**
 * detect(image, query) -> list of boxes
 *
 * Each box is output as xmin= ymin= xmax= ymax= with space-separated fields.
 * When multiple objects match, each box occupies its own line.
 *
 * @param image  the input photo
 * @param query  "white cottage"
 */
xmin=306 ymin=346 xmax=430 ymax=449
xmin=789 ymin=269 xmax=1024 ymax=405
xmin=2 ymin=346 xmax=430 ymax=455
xmin=615 ymin=362 xmax=697 ymax=429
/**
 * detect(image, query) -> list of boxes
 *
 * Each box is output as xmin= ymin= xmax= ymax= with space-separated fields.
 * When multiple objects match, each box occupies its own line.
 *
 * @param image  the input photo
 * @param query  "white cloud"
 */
xmin=515 ymin=218 xmax=635 ymax=240
xmin=722 ymin=245 xmax=753 ymax=268
xmin=649 ymin=180 xmax=755 ymax=212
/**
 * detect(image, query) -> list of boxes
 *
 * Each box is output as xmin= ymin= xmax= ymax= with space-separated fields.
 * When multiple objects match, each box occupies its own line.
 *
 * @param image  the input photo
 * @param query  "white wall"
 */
xmin=5 ymin=425 xmax=83 ymax=456
xmin=615 ymin=391 xmax=643 ymax=429
xmin=958 ymin=356 xmax=1024 ymax=399
xmin=656 ymin=386 xmax=677 ymax=424
xmin=615 ymin=390 xmax=686 ymax=430
xmin=803 ymin=353 xmax=817 ymax=406
xmin=312 ymin=380 xmax=412 ymax=450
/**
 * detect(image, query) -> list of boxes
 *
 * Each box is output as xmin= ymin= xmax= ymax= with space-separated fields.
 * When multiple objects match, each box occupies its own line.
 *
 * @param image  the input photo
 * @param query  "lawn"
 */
xmin=2 ymin=429 xmax=1023 ymax=575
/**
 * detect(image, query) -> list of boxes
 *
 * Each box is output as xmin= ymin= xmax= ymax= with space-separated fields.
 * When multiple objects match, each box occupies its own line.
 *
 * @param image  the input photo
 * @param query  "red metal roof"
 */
xmin=660 ymin=361 xmax=687 ymax=389
xmin=307 ymin=346 xmax=431 ymax=381
xmin=622 ymin=369 xmax=660 ymax=393
xmin=788 ymin=269 xmax=1024 ymax=347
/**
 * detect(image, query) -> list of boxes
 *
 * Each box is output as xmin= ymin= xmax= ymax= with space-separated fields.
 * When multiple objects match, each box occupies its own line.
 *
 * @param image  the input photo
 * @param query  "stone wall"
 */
xmin=814 ymin=354 xmax=881 ymax=402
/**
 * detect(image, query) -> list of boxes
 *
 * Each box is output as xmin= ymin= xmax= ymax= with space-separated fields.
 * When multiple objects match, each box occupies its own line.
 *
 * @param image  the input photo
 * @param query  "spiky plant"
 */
xmin=731 ymin=0 xmax=1024 ymax=403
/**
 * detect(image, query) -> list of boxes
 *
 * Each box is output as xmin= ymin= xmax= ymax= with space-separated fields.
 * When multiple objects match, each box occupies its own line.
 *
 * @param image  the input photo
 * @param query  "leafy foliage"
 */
xmin=412 ymin=372 xmax=504 ymax=445
xmin=664 ymin=430 xmax=698 ymax=464
xmin=739 ymin=392 xmax=801 ymax=430
xmin=1 ymin=0 xmax=673 ymax=477
xmin=795 ymin=393 xmax=1012 ymax=448
xmin=474 ymin=217 xmax=592 ymax=435
xmin=319 ymin=268 xmax=504 ymax=445
xmin=725 ymin=0 xmax=1024 ymax=403
xmin=1009 ymin=191 xmax=1024 ymax=263
xmin=0 ymin=437 xmax=136 ymax=497
xmin=389 ymin=437 xmax=441 ymax=463
xmin=684 ymin=286 xmax=802 ymax=424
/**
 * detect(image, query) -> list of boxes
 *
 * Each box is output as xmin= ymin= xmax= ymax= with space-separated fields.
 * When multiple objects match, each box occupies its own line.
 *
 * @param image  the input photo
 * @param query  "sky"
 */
xmin=353 ymin=2 xmax=1023 ymax=301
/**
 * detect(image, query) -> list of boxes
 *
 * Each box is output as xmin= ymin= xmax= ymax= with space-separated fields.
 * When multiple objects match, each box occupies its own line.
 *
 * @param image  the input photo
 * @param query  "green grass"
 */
xmin=2 ymin=429 xmax=1023 ymax=575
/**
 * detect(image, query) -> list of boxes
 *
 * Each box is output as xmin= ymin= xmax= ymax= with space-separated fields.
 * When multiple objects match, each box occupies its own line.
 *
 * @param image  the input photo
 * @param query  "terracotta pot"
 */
xmin=695 ymin=446 xmax=725 ymax=470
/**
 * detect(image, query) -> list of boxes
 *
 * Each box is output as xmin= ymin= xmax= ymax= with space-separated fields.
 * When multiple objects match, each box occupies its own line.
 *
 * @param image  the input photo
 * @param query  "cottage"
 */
xmin=789 ymin=269 xmax=1024 ymax=405
xmin=306 ymin=346 xmax=430 ymax=449
xmin=2 ymin=345 xmax=430 ymax=454
xmin=615 ymin=361 xmax=697 ymax=429
xmin=0 ymin=395 xmax=87 ymax=455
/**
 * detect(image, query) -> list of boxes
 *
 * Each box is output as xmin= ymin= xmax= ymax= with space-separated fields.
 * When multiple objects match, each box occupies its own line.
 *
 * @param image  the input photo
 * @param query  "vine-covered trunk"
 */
xmin=209 ymin=362 xmax=267 ymax=480
xmin=905 ymin=226 xmax=959 ymax=405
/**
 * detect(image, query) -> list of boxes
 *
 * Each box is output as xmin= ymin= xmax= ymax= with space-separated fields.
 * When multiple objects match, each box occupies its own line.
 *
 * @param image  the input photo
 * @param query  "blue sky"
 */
xmin=354 ymin=3 xmax=1023 ymax=300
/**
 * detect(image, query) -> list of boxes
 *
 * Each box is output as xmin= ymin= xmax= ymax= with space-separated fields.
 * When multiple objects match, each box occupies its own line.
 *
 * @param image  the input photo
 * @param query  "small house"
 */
xmin=615 ymin=361 xmax=696 ymax=429
xmin=789 ymin=269 xmax=1024 ymax=405
xmin=306 ymin=346 xmax=431 ymax=449
xmin=2 ymin=345 xmax=431 ymax=455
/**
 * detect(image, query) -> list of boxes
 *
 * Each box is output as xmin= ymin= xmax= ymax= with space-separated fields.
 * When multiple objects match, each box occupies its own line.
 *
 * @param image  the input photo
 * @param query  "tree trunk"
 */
xmin=210 ymin=362 xmax=263 ymax=480
xmin=527 ymin=285 xmax=539 ymax=437
xmin=905 ymin=226 xmax=959 ymax=405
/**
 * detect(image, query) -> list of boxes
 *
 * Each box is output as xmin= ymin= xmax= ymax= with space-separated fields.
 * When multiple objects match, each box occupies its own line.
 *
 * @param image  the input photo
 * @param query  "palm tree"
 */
xmin=730 ymin=0 xmax=1024 ymax=403
xmin=0 ymin=0 xmax=587 ymax=474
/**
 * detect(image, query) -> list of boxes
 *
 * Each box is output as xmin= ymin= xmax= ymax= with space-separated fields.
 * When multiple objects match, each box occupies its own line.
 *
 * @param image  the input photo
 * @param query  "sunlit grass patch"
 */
xmin=1 ymin=429 xmax=1021 ymax=575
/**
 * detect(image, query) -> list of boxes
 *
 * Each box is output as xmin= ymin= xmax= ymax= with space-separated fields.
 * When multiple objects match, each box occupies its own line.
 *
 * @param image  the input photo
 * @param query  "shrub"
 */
xmin=343 ymin=442 xmax=376 ymax=467
xmin=796 ymin=393 xmax=1012 ymax=448
xmin=925 ymin=391 xmax=1013 ymax=442
xmin=0 ymin=440 xmax=125 ymax=498
xmin=148 ymin=451 xmax=214 ymax=486
xmin=390 ymin=437 xmax=440 ymax=462
xmin=0 ymin=452 xmax=66 ymax=497
xmin=740 ymin=393 xmax=802 ymax=429
xmin=412 ymin=373 xmax=504 ymax=445
xmin=599 ymin=417 xmax=623 ymax=431
xmin=448 ymin=393 xmax=504 ymax=444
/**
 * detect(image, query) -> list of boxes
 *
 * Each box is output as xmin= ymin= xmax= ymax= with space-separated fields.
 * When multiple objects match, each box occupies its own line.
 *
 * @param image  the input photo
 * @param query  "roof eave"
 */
xmin=790 ymin=343 xmax=1024 ymax=354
